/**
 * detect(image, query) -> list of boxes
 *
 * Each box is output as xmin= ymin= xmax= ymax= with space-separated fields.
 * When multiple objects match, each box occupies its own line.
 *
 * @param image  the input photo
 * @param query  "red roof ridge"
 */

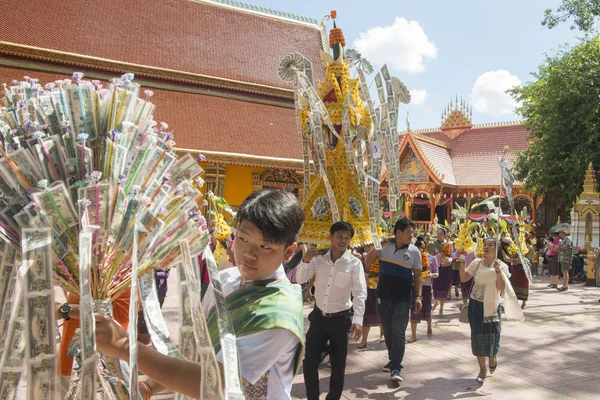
xmin=411 ymin=133 xmax=450 ymax=149
xmin=472 ymin=121 xmax=523 ymax=129
xmin=398 ymin=120 xmax=525 ymax=135
xmin=195 ymin=0 xmax=320 ymax=27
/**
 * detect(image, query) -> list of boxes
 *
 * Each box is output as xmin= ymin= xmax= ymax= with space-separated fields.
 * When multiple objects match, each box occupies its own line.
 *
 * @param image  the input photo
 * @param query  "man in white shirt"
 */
xmin=297 ymin=221 xmax=367 ymax=400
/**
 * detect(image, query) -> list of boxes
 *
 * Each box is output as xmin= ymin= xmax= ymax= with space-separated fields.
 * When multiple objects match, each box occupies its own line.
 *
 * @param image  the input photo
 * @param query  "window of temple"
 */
xmin=514 ymin=196 xmax=532 ymax=216
xmin=205 ymin=165 xmax=226 ymax=211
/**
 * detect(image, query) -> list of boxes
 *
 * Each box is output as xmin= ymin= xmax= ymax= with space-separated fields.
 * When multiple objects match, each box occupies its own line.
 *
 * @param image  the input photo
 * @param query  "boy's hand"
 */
xmin=430 ymin=273 xmax=439 ymax=279
xmin=95 ymin=313 xmax=129 ymax=360
xmin=303 ymin=248 xmax=319 ymax=263
xmin=350 ymin=323 xmax=362 ymax=341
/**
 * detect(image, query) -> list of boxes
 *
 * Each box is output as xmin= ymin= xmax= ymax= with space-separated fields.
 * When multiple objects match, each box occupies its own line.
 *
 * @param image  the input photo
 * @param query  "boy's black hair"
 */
xmin=236 ymin=189 xmax=304 ymax=246
xmin=393 ymin=217 xmax=416 ymax=235
xmin=330 ymin=221 xmax=355 ymax=238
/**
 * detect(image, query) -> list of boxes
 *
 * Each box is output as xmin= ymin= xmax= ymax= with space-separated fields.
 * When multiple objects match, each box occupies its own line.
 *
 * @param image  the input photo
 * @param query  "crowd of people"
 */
xmin=56 ymin=189 xmax=578 ymax=399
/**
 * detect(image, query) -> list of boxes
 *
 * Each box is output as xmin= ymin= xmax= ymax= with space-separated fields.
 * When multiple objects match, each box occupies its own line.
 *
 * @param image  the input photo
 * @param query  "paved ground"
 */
xmin=46 ymin=272 xmax=599 ymax=399
xmin=289 ymin=276 xmax=600 ymax=400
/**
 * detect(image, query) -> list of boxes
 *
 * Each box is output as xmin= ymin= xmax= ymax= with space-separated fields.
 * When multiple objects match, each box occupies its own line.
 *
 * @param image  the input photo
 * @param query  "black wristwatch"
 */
xmin=60 ymin=303 xmax=72 ymax=320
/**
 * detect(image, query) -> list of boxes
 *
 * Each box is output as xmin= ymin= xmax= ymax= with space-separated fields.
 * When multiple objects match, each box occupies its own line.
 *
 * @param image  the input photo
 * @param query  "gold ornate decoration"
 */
xmin=398 ymin=131 xmax=444 ymax=184
xmin=440 ymin=96 xmax=472 ymax=139
xmin=0 ymin=41 xmax=294 ymax=100
xmin=400 ymin=182 xmax=432 ymax=197
xmin=254 ymin=168 xmax=303 ymax=189
xmin=174 ymin=148 xmax=314 ymax=171
xmin=574 ymin=162 xmax=600 ymax=216
xmin=252 ymin=168 xmax=304 ymax=201
xmin=399 ymin=149 xmax=427 ymax=182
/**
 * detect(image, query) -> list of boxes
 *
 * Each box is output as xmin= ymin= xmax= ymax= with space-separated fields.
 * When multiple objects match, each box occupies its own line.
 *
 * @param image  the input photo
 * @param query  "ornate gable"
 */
xmin=440 ymin=96 xmax=472 ymax=139
xmin=400 ymin=148 xmax=428 ymax=182
xmin=398 ymin=131 xmax=444 ymax=185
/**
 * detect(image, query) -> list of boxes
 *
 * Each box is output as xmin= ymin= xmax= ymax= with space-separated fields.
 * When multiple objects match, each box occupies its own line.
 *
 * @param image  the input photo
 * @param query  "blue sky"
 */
xmin=249 ymin=0 xmax=580 ymax=129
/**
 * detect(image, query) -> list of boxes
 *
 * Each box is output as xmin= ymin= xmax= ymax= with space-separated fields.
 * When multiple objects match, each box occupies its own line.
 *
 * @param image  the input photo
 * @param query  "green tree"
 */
xmin=510 ymin=38 xmax=600 ymax=205
xmin=543 ymin=0 xmax=600 ymax=32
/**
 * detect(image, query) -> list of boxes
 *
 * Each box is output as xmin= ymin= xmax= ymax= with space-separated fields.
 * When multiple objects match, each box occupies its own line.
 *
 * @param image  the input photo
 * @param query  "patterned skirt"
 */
xmin=363 ymin=288 xmax=381 ymax=327
xmin=468 ymin=299 xmax=501 ymax=357
xmin=433 ymin=266 xmax=453 ymax=298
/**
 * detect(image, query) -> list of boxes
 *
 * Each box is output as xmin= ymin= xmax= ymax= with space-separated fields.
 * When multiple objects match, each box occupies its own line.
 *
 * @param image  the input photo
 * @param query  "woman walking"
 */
xmin=408 ymin=236 xmax=439 ymax=342
xmin=358 ymin=244 xmax=384 ymax=348
xmin=499 ymin=238 xmax=529 ymax=309
xmin=429 ymin=227 xmax=454 ymax=316
xmin=460 ymin=237 xmax=522 ymax=383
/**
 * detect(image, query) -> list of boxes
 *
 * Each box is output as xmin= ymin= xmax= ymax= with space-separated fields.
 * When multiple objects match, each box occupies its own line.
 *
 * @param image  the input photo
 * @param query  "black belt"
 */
xmin=314 ymin=306 xmax=352 ymax=318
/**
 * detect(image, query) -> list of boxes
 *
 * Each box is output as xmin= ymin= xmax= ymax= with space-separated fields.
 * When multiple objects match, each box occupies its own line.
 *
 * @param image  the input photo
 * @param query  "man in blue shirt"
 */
xmin=365 ymin=217 xmax=422 ymax=383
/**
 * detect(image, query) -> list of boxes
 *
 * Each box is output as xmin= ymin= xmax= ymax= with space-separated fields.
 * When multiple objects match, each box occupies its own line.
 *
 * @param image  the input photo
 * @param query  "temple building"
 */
xmin=379 ymin=98 xmax=553 ymax=231
xmin=0 ymin=0 xmax=560 ymax=230
xmin=0 ymin=0 xmax=326 ymax=207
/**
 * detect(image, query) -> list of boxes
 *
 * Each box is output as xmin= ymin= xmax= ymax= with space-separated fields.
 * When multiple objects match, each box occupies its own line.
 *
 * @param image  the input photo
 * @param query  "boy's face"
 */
xmin=233 ymin=220 xmax=296 ymax=281
xmin=330 ymin=230 xmax=352 ymax=253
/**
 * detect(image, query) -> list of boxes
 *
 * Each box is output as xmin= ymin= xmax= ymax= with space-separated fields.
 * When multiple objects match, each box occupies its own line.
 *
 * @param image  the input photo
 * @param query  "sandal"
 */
xmin=477 ymin=372 xmax=486 ymax=383
xmin=557 ymin=287 xmax=568 ymax=291
xmin=407 ymin=337 xmax=417 ymax=343
xmin=489 ymin=359 xmax=497 ymax=375
xmin=357 ymin=342 xmax=367 ymax=349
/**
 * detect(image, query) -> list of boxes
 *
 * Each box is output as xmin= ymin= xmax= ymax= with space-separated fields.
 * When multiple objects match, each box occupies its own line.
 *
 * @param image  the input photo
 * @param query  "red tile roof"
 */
xmin=415 ymin=139 xmax=457 ymax=186
xmin=0 ymin=67 xmax=302 ymax=159
xmin=419 ymin=125 xmax=530 ymax=187
xmin=0 ymin=0 xmax=324 ymax=89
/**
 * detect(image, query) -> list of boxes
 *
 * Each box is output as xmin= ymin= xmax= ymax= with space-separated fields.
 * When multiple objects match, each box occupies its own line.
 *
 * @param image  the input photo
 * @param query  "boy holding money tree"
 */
xmin=95 ymin=189 xmax=306 ymax=399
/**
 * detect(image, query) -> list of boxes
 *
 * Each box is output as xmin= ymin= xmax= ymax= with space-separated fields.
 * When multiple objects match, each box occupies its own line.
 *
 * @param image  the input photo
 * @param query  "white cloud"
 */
xmin=470 ymin=70 xmax=522 ymax=118
xmin=353 ymin=17 xmax=438 ymax=73
xmin=409 ymin=89 xmax=428 ymax=105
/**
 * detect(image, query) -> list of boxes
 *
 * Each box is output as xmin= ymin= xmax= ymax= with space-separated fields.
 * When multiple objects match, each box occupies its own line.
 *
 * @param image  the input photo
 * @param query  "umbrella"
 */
xmin=549 ymin=222 xmax=570 ymax=233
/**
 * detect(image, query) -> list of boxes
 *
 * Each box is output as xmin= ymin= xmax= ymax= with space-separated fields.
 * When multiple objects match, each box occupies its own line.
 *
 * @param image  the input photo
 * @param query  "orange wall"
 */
xmin=223 ymin=165 xmax=265 ymax=206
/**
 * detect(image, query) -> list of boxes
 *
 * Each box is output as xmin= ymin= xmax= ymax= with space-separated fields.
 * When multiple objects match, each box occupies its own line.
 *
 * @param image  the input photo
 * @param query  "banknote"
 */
xmin=25 ymin=295 xmax=55 ymax=358
xmin=178 ymin=327 xmax=197 ymax=361
xmin=27 ymin=357 xmax=59 ymax=400
xmin=169 ymin=154 xmax=204 ymax=189
xmin=0 ymin=371 xmax=21 ymax=400
xmin=21 ymin=228 xmax=53 ymax=293
xmin=139 ymin=271 xmax=180 ymax=358
xmin=1 ymin=290 xmax=25 ymax=370
xmin=200 ymin=352 xmax=221 ymax=400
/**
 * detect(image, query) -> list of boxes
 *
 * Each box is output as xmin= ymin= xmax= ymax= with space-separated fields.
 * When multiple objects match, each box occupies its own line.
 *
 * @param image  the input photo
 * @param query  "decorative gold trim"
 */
xmin=174 ymin=148 xmax=315 ymax=171
xmin=0 ymin=41 xmax=294 ymax=100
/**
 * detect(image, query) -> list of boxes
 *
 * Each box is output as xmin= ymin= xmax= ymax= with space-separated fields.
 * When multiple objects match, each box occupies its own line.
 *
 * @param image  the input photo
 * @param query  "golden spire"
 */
xmin=583 ymin=162 xmax=598 ymax=193
xmin=440 ymin=95 xmax=473 ymax=139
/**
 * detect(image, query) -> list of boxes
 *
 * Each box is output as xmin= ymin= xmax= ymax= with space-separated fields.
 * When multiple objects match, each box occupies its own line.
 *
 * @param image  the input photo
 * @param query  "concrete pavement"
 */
xmin=47 ymin=271 xmax=599 ymax=399
xmin=290 ymin=276 xmax=600 ymax=400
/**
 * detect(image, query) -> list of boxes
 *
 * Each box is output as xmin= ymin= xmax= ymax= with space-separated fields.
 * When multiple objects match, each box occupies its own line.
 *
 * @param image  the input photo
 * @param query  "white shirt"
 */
xmin=202 ymin=265 xmax=299 ymax=400
xmin=296 ymin=250 xmax=367 ymax=325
